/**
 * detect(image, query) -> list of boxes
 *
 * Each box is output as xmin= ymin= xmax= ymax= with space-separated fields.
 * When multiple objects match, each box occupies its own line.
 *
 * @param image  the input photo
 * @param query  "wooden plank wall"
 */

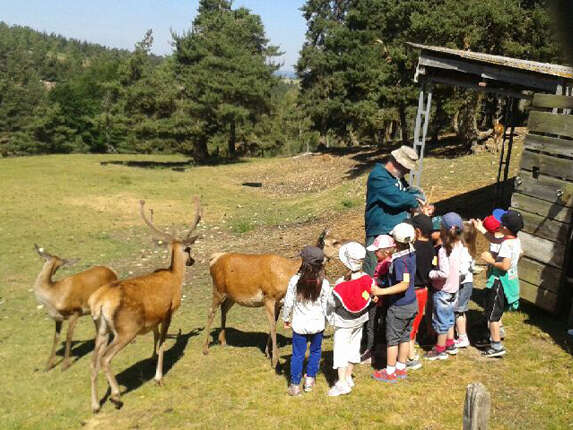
xmin=512 ymin=93 xmax=573 ymax=313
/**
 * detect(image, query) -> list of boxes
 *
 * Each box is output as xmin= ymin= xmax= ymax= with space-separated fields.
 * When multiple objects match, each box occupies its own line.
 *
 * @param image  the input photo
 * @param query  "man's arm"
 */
xmin=367 ymin=174 xmax=418 ymax=210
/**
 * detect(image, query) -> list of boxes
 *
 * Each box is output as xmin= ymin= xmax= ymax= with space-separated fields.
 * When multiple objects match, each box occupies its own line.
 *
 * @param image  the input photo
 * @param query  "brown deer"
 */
xmin=203 ymin=229 xmax=340 ymax=367
xmin=33 ymin=245 xmax=117 ymax=371
xmin=89 ymin=198 xmax=201 ymax=413
xmin=492 ymin=118 xmax=504 ymax=154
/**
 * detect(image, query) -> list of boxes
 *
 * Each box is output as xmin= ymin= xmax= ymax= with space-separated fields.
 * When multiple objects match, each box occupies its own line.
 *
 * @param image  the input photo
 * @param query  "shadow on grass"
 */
xmin=99 ymin=157 xmax=248 ymax=171
xmin=55 ymin=339 xmax=95 ymax=364
xmin=208 ymin=327 xmax=289 ymax=356
xmin=100 ymin=328 xmax=202 ymax=404
xmin=520 ymin=302 xmax=572 ymax=357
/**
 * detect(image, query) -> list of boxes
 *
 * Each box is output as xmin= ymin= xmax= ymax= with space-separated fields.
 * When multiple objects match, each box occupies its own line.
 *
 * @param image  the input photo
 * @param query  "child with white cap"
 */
xmin=371 ymin=223 xmax=419 ymax=383
xmin=327 ymin=242 xmax=375 ymax=396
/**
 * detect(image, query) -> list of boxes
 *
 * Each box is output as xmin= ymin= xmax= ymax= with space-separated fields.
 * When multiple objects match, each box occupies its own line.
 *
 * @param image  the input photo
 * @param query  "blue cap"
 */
xmin=441 ymin=212 xmax=463 ymax=231
xmin=492 ymin=208 xmax=507 ymax=222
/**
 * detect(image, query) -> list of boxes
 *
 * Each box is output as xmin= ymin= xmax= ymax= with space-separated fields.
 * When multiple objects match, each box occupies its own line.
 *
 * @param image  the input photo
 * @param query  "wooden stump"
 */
xmin=463 ymin=382 xmax=491 ymax=430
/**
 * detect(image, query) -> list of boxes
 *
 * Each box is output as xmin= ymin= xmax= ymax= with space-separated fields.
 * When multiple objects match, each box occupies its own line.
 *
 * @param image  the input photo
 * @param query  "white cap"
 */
xmin=390 ymin=223 xmax=416 ymax=244
xmin=366 ymin=235 xmax=396 ymax=252
xmin=338 ymin=242 xmax=366 ymax=272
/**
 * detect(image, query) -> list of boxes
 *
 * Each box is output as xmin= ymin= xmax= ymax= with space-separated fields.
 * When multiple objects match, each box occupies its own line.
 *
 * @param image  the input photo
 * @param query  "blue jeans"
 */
xmin=290 ymin=331 xmax=324 ymax=385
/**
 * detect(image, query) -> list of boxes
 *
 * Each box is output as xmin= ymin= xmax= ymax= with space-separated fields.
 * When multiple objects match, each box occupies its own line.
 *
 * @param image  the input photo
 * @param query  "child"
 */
xmin=371 ymin=223 xmax=418 ymax=382
xmin=363 ymin=235 xmax=396 ymax=365
xmin=454 ymin=222 xmax=478 ymax=348
xmin=479 ymin=210 xmax=523 ymax=357
xmin=406 ymin=214 xmax=435 ymax=370
xmin=282 ymin=246 xmax=331 ymax=396
xmin=327 ymin=242 xmax=375 ymax=396
xmin=425 ymin=212 xmax=464 ymax=360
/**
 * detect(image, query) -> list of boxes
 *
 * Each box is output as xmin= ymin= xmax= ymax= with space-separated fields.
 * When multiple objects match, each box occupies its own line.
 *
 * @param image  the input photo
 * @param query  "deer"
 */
xmin=492 ymin=118 xmax=504 ymax=154
xmin=202 ymin=229 xmax=341 ymax=368
xmin=89 ymin=197 xmax=201 ymax=413
xmin=33 ymin=244 xmax=118 ymax=371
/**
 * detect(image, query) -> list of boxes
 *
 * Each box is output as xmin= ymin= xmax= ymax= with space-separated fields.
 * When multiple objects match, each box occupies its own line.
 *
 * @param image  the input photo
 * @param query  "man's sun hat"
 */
xmin=366 ymin=235 xmax=395 ymax=252
xmin=441 ymin=212 xmax=463 ymax=231
xmin=390 ymin=223 xmax=416 ymax=244
xmin=339 ymin=242 xmax=366 ymax=272
xmin=391 ymin=145 xmax=419 ymax=171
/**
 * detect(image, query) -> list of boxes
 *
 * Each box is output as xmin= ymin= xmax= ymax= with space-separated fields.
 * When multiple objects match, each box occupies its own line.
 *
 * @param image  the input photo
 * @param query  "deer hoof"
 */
xmin=154 ymin=378 xmax=163 ymax=386
xmin=61 ymin=361 xmax=71 ymax=371
xmin=202 ymin=348 xmax=209 ymax=355
xmin=92 ymin=404 xmax=101 ymax=414
xmin=110 ymin=395 xmax=123 ymax=409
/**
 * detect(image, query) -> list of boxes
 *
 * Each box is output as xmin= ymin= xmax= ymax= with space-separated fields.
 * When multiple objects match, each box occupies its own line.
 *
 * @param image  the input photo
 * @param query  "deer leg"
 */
xmin=218 ymin=299 xmax=234 ymax=346
xmin=45 ymin=320 xmax=63 ymax=371
xmin=152 ymin=325 xmax=159 ymax=360
xmin=101 ymin=332 xmax=136 ymax=408
xmin=61 ymin=313 xmax=80 ymax=371
xmin=91 ymin=320 xmax=109 ymax=413
xmin=203 ymin=293 xmax=225 ymax=355
xmin=263 ymin=299 xmax=278 ymax=368
xmin=154 ymin=313 xmax=172 ymax=384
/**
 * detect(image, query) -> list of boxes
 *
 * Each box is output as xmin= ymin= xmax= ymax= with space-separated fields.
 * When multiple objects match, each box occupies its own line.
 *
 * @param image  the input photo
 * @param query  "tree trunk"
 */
xmin=193 ymin=139 xmax=209 ymax=162
xmin=399 ymin=106 xmax=409 ymax=145
xmin=456 ymin=93 xmax=480 ymax=153
xmin=228 ymin=120 xmax=236 ymax=157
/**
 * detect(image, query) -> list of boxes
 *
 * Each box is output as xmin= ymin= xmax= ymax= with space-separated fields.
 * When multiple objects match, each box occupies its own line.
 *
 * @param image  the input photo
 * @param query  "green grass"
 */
xmin=0 ymin=150 xmax=571 ymax=429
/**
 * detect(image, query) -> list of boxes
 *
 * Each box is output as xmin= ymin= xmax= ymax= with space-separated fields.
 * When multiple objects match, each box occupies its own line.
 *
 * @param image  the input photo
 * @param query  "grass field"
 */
xmin=1 ymin=141 xmax=572 ymax=429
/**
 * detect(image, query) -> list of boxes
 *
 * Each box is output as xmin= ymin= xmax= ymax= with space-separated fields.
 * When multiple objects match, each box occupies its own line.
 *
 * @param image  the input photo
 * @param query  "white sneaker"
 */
xmin=346 ymin=376 xmax=355 ymax=388
xmin=303 ymin=376 xmax=315 ymax=392
xmin=455 ymin=337 xmax=470 ymax=348
xmin=328 ymin=381 xmax=351 ymax=397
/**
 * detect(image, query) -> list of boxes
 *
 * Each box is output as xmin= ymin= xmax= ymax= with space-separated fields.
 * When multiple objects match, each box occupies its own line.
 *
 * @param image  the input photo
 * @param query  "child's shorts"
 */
xmin=455 ymin=282 xmax=473 ymax=313
xmin=432 ymin=290 xmax=457 ymax=335
xmin=386 ymin=300 xmax=418 ymax=346
xmin=484 ymin=279 xmax=506 ymax=322
xmin=333 ymin=325 xmax=362 ymax=369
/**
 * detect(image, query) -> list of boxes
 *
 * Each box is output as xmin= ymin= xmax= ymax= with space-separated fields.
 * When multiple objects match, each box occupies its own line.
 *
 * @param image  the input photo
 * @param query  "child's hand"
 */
xmin=284 ymin=321 xmax=291 ymax=330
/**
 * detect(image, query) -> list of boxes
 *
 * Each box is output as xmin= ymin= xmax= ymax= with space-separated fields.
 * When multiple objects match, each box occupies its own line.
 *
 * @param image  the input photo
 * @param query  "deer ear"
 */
xmin=62 ymin=258 xmax=80 ymax=267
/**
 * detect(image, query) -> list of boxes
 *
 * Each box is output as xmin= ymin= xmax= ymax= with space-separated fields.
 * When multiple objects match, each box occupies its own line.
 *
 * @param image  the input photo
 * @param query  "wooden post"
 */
xmin=463 ymin=382 xmax=491 ymax=430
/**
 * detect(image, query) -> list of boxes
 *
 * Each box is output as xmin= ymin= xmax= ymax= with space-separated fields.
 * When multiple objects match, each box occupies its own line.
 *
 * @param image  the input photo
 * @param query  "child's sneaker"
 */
xmin=303 ymin=376 xmax=315 ymax=392
xmin=446 ymin=344 xmax=458 ymax=355
xmin=372 ymin=369 xmax=398 ymax=383
xmin=287 ymin=384 xmax=302 ymax=396
xmin=455 ymin=337 xmax=470 ymax=348
xmin=406 ymin=357 xmax=422 ymax=370
xmin=424 ymin=347 xmax=448 ymax=361
xmin=395 ymin=368 xmax=407 ymax=379
xmin=346 ymin=376 xmax=355 ymax=388
xmin=327 ymin=381 xmax=351 ymax=396
xmin=482 ymin=346 xmax=506 ymax=358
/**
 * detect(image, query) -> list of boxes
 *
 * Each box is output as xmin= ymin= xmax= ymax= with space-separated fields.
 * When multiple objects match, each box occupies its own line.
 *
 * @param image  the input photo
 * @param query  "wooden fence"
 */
xmin=512 ymin=93 xmax=573 ymax=314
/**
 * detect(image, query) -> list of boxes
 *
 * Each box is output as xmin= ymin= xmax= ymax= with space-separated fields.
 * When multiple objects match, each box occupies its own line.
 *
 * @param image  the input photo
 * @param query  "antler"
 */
xmin=139 ymin=200 xmax=175 ymax=243
xmin=184 ymin=196 xmax=202 ymax=245
xmin=316 ymin=228 xmax=330 ymax=249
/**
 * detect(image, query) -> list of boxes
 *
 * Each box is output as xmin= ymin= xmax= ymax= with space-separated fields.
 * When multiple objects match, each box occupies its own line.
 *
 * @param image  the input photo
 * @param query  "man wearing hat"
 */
xmin=362 ymin=145 xmax=430 ymax=362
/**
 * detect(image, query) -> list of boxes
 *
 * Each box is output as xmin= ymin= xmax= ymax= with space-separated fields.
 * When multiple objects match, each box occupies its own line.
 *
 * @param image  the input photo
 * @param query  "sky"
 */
xmin=1 ymin=0 xmax=307 ymax=73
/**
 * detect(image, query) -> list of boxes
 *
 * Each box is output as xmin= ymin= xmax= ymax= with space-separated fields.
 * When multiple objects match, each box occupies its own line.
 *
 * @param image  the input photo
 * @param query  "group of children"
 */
xmin=281 ymin=209 xmax=524 ymax=396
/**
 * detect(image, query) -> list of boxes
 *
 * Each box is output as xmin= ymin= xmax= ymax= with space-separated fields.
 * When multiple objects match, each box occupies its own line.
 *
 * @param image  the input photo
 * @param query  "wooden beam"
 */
xmin=527 ymin=111 xmax=573 ymax=139
xmin=511 ymin=193 xmax=573 ymax=222
xmin=419 ymin=53 xmax=559 ymax=92
xmin=518 ymin=257 xmax=563 ymax=293
xmin=524 ymin=134 xmax=573 ymax=159
xmin=427 ymin=74 xmax=531 ymax=100
xmin=520 ymin=279 xmax=559 ymax=313
xmin=532 ymin=93 xmax=573 ymax=109
xmin=514 ymin=171 xmax=573 ymax=207
xmin=511 ymin=206 xmax=572 ymax=243
xmin=520 ymin=150 xmax=573 ymax=182
xmin=519 ymin=231 xmax=566 ymax=268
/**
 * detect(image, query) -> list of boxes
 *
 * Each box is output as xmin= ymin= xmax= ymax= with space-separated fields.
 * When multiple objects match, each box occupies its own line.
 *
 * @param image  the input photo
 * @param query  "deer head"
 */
xmin=139 ymin=197 xmax=202 ymax=266
xmin=317 ymin=229 xmax=343 ymax=261
xmin=34 ymin=244 xmax=80 ymax=272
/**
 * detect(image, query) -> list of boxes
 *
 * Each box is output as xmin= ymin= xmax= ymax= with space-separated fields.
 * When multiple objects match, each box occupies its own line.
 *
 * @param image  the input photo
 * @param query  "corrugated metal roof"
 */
xmin=408 ymin=42 xmax=573 ymax=80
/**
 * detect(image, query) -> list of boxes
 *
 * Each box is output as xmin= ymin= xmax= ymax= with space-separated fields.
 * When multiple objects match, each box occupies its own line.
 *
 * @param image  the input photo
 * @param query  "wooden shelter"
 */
xmin=407 ymin=43 xmax=573 ymax=315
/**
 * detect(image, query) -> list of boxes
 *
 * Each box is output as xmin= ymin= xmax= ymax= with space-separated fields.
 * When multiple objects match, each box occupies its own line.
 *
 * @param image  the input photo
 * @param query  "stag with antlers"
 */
xmin=33 ymin=245 xmax=118 ymax=371
xmin=89 ymin=197 xmax=201 ymax=413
